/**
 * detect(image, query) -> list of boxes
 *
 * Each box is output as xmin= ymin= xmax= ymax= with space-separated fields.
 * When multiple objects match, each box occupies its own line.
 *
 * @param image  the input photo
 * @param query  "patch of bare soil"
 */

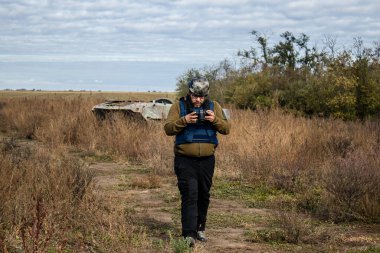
xmin=89 ymin=162 xmax=380 ymax=253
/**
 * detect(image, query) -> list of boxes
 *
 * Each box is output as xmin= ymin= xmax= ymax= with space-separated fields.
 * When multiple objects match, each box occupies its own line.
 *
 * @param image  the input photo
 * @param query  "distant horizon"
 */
xmin=0 ymin=60 xmax=199 ymax=92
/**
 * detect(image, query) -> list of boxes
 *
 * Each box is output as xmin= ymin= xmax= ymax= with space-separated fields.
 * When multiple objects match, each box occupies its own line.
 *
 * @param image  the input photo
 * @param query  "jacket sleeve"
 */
xmin=212 ymin=101 xmax=231 ymax=135
xmin=164 ymin=102 xmax=188 ymax=136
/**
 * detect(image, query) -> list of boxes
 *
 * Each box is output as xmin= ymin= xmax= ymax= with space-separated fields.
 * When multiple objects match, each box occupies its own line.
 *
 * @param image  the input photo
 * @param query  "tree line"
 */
xmin=176 ymin=31 xmax=380 ymax=120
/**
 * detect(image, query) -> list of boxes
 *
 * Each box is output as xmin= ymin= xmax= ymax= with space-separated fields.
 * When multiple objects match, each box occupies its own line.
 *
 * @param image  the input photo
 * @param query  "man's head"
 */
xmin=188 ymin=77 xmax=209 ymax=97
xmin=188 ymin=77 xmax=209 ymax=107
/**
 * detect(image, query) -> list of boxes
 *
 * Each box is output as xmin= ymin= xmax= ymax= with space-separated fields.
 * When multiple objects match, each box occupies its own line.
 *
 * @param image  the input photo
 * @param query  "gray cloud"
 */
xmin=1 ymin=0 xmax=379 ymax=90
xmin=2 ymin=0 xmax=378 ymax=58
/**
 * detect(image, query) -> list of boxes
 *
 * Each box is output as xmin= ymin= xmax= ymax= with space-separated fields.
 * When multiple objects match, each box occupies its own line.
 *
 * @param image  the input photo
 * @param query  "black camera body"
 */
xmin=193 ymin=108 xmax=207 ymax=123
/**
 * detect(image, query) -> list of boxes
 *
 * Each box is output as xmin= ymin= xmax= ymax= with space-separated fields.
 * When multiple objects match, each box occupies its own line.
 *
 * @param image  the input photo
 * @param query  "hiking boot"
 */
xmin=185 ymin=236 xmax=196 ymax=247
xmin=197 ymin=231 xmax=207 ymax=242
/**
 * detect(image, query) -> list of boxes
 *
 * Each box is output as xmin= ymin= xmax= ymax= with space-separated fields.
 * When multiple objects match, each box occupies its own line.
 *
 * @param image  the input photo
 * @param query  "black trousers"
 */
xmin=174 ymin=154 xmax=215 ymax=238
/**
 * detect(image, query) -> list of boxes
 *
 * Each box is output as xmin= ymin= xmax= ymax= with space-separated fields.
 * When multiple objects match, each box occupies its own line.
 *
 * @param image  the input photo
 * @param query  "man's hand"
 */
xmin=185 ymin=111 xmax=198 ymax=124
xmin=205 ymin=110 xmax=215 ymax=122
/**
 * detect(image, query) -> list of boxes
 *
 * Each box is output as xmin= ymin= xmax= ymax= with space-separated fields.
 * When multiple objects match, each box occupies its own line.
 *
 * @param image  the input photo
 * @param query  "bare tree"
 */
xmin=322 ymin=34 xmax=338 ymax=59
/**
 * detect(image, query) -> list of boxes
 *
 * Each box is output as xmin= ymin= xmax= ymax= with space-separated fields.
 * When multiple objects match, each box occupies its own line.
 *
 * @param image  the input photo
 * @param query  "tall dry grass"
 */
xmin=0 ymin=96 xmax=173 ymax=171
xmin=0 ymin=94 xmax=379 ymax=247
xmin=0 ymin=140 xmax=91 ymax=251
xmin=0 ymin=138 xmax=154 ymax=252
xmin=0 ymin=97 xmax=164 ymax=252
xmin=218 ymin=108 xmax=380 ymax=221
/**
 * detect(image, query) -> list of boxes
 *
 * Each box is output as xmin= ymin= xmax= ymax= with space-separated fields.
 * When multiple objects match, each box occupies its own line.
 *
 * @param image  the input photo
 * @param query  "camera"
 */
xmin=193 ymin=108 xmax=207 ymax=122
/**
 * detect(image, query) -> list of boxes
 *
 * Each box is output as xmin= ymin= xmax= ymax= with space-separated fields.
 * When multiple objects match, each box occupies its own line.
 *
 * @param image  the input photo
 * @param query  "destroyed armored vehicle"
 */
xmin=92 ymin=98 xmax=231 ymax=121
xmin=92 ymin=98 xmax=173 ymax=121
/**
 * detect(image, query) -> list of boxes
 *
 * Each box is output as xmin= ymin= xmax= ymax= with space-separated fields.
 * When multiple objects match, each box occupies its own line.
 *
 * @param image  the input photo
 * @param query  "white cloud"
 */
xmin=1 ymin=0 xmax=380 ymax=90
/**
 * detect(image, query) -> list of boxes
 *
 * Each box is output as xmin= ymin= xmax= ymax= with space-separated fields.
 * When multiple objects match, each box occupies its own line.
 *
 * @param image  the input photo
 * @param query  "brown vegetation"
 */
xmin=218 ymin=109 xmax=380 ymax=221
xmin=0 ymin=93 xmax=379 ymax=252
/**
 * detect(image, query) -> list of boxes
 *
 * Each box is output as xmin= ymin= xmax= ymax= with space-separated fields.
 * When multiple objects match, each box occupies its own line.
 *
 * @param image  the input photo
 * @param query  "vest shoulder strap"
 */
xmin=209 ymin=100 xmax=214 ymax=111
xmin=179 ymin=98 xmax=187 ymax=117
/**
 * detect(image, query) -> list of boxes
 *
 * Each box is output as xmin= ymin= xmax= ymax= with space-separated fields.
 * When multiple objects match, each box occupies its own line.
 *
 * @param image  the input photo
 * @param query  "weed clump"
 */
xmin=0 ymin=140 xmax=93 ymax=251
xmin=168 ymin=231 xmax=191 ymax=253
xmin=322 ymin=148 xmax=380 ymax=222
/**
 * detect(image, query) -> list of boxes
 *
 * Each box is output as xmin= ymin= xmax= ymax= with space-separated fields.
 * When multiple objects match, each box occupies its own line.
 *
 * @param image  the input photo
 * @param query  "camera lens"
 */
xmin=199 ymin=109 xmax=205 ymax=121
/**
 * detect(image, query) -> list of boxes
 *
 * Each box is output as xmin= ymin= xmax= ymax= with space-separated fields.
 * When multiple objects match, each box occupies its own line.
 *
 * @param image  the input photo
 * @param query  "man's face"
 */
xmin=190 ymin=93 xmax=205 ymax=108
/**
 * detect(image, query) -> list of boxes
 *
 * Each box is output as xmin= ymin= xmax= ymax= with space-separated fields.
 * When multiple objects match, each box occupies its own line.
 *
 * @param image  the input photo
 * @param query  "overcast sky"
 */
xmin=1 ymin=0 xmax=379 ymax=91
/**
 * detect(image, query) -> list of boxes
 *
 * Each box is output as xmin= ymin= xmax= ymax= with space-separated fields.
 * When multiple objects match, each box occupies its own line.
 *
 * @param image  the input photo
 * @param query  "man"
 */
xmin=164 ymin=77 xmax=230 ymax=247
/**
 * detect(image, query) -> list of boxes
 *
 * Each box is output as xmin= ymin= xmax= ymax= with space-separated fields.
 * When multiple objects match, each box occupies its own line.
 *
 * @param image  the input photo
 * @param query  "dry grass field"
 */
xmin=0 ymin=90 xmax=379 ymax=252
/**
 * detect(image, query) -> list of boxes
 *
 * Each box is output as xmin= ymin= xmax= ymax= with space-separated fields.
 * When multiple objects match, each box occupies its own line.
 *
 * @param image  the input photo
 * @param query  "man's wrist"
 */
xmin=181 ymin=116 xmax=188 ymax=125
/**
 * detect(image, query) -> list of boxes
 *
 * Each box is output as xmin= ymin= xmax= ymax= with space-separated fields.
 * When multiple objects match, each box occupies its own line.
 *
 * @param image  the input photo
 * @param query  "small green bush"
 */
xmin=168 ymin=231 xmax=191 ymax=253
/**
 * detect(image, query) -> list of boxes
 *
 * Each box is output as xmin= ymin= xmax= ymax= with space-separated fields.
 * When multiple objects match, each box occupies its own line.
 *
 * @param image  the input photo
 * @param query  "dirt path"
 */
xmin=89 ymin=162 xmax=380 ymax=253
xmin=90 ymin=162 xmax=276 ymax=252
